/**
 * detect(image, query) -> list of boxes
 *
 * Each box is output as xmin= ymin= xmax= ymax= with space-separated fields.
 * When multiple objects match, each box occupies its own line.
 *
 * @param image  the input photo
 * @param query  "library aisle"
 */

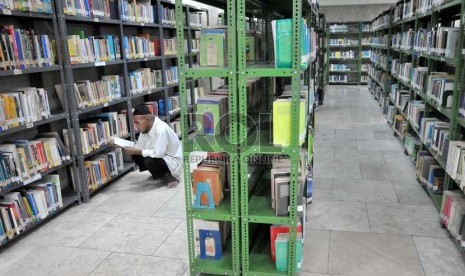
xmin=1 ymin=86 xmax=465 ymax=276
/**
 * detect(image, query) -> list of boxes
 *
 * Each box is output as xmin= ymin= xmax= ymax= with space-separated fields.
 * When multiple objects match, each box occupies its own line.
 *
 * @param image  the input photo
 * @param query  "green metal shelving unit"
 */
xmin=176 ymin=0 xmax=318 ymax=275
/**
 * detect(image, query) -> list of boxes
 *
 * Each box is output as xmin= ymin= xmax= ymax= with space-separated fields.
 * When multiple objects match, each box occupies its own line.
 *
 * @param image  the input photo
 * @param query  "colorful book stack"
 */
xmin=0 ymin=174 xmax=63 ymax=244
xmin=407 ymin=100 xmax=425 ymax=131
xmin=192 ymin=156 xmax=227 ymax=208
xmin=84 ymin=148 xmax=124 ymax=191
xmin=196 ymin=96 xmax=228 ymax=136
xmin=329 ymin=75 xmax=348 ymax=83
xmin=0 ymin=134 xmax=71 ymax=190
xmin=63 ymin=111 xmax=128 ymax=155
xmin=0 ymin=87 xmax=51 ymax=132
xmin=1 ymin=0 xmax=53 ymax=13
xmin=120 ymin=0 xmax=156 ymax=23
xmin=441 ymin=191 xmax=465 ymax=250
xmin=64 ymin=0 xmax=117 ymax=19
xmin=0 ymin=25 xmax=56 ymax=70
xmin=67 ymin=32 xmax=121 ymax=64
xmin=270 ymin=225 xmax=303 ymax=272
xmin=189 ymin=12 xmax=203 ymax=28
xmin=124 ymin=34 xmax=159 ymax=59
xmin=330 ymin=51 xmax=355 ymax=58
xmin=446 ymin=141 xmax=465 ymax=187
xmin=128 ymin=68 xmax=163 ymax=95
xmin=419 ymin=118 xmax=449 ymax=156
xmin=55 ymin=75 xmax=123 ymax=109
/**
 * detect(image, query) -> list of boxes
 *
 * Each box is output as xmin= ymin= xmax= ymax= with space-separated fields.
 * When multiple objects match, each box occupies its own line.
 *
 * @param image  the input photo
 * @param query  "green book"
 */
xmin=196 ymin=96 xmax=228 ymax=136
xmin=275 ymin=232 xmax=303 ymax=272
xmin=200 ymin=28 xmax=227 ymax=67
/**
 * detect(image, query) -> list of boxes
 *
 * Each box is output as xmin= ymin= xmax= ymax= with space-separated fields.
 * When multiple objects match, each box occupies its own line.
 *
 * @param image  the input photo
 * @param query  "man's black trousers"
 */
xmin=132 ymin=155 xmax=170 ymax=179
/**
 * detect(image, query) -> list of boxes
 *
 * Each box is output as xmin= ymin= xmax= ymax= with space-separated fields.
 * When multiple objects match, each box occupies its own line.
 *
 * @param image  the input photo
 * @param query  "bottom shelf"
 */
xmin=89 ymin=162 xmax=135 ymax=196
xmin=0 ymin=194 xmax=79 ymax=248
xmin=249 ymin=242 xmax=288 ymax=276
xmin=192 ymin=239 xmax=234 ymax=275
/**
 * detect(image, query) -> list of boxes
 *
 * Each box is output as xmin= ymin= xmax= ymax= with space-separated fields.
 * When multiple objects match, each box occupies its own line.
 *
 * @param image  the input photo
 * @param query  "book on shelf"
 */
xmin=272 ymin=18 xmax=311 ymax=69
xmin=200 ymin=27 xmax=228 ymax=67
xmin=196 ymin=95 xmax=228 ymax=136
xmin=0 ymin=0 xmax=53 ymax=14
xmin=269 ymin=224 xmax=303 ymax=263
xmin=193 ymin=219 xmax=229 ymax=259
xmin=64 ymin=0 xmax=117 ymax=19
xmin=441 ymin=191 xmax=465 ymax=249
xmin=120 ymin=0 xmax=156 ymax=23
xmin=67 ymin=32 xmax=121 ymax=64
xmin=275 ymin=232 xmax=303 ymax=272
xmin=407 ymin=100 xmax=425 ymax=131
xmin=128 ymin=68 xmax=163 ymax=95
xmin=329 ymin=75 xmax=348 ymax=83
xmin=330 ymin=51 xmax=355 ymax=59
xmin=187 ymin=86 xmax=206 ymax=105
xmin=0 ymin=87 xmax=51 ymax=132
xmin=245 ymin=31 xmax=263 ymax=61
xmin=328 ymin=24 xmax=348 ymax=33
xmin=84 ymin=148 xmax=125 ymax=191
xmin=189 ymin=12 xmax=204 ymax=28
xmin=420 ymin=118 xmax=449 ymax=155
xmin=0 ymin=25 xmax=56 ymax=70
xmin=0 ymin=134 xmax=70 ymax=190
xmin=169 ymin=119 xmax=182 ymax=137
xmin=163 ymin=38 xmax=177 ymax=56
xmin=416 ymin=151 xmax=445 ymax=192
xmin=272 ymin=96 xmax=307 ymax=146
xmin=0 ymin=174 xmax=63 ymax=243
xmin=55 ymin=75 xmax=122 ymax=109
xmin=192 ymin=159 xmax=226 ymax=207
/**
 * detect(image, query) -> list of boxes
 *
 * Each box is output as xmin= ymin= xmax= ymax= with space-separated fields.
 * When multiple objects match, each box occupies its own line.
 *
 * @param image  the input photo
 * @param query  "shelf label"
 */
xmin=2 ymin=9 xmax=12 ymax=15
xmin=94 ymin=18 xmax=100 ymax=22
xmin=13 ymin=69 xmax=22 ymax=75
xmin=95 ymin=61 xmax=106 ymax=66
xmin=104 ymin=102 xmax=109 ymax=107
xmin=148 ymin=90 xmax=152 ymax=94
xmin=26 ymin=123 xmax=34 ymax=128
xmin=144 ymin=57 xmax=148 ymax=61
xmin=141 ymin=22 xmax=145 ymax=26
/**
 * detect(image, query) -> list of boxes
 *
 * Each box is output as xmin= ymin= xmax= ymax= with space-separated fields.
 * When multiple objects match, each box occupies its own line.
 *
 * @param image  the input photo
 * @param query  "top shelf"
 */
xmin=0 ymin=9 xmax=53 ymax=19
xmin=393 ymin=0 xmax=462 ymax=26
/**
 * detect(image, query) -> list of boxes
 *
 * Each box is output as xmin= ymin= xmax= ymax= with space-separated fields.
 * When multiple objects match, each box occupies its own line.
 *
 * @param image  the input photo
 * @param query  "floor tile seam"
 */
xmin=149 ymin=194 xmax=178 ymax=216
xmin=309 ymin=226 xmax=447 ymax=239
xmin=87 ymin=251 xmax=114 ymax=276
xmin=151 ymin=217 xmax=185 ymax=256
xmin=75 ymin=214 xmax=121 ymax=249
xmin=411 ymin=235 xmax=430 ymax=276
xmin=327 ymin=230 xmax=332 ymax=274
xmin=390 ymin=181 xmax=402 ymax=204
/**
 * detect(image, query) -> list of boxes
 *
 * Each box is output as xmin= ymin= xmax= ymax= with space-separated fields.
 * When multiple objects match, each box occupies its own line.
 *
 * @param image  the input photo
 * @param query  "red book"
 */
xmin=6 ymin=25 xmax=20 ymax=69
xmin=270 ymin=225 xmax=303 ymax=262
xmin=154 ymin=39 xmax=160 ymax=56
xmin=34 ymin=141 xmax=49 ymax=172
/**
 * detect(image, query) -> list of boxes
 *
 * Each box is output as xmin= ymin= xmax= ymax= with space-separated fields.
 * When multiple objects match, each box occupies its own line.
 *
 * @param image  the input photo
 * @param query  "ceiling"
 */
xmin=319 ymin=0 xmax=397 ymax=6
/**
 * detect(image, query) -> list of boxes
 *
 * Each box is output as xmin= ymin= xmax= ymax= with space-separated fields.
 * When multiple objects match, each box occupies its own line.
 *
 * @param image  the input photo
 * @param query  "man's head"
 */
xmin=133 ymin=105 xmax=155 ymax=134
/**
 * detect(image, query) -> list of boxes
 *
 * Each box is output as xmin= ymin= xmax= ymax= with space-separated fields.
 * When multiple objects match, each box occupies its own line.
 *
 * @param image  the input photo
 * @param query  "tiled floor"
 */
xmin=1 ymin=85 xmax=465 ymax=275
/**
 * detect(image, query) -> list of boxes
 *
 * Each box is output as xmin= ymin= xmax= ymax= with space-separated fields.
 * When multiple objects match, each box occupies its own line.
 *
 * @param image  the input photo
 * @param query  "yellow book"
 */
xmin=42 ymin=141 xmax=55 ymax=168
xmin=7 ymin=96 xmax=19 ymax=127
xmin=273 ymin=98 xmax=307 ymax=147
xmin=68 ymin=37 xmax=77 ymax=64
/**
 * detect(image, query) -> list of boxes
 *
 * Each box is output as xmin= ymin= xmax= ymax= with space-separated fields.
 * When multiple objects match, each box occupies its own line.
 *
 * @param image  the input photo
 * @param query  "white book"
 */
xmin=112 ymin=137 xmax=135 ymax=148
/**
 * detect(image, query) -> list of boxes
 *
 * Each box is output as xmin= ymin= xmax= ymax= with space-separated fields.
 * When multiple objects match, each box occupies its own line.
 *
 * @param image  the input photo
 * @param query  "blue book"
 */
xmin=41 ymin=35 xmax=49 ymax=66
xmin=14 ymin=29 xmax=25 ymax=69
xmin=199 ymin=229 xmax=222 ymax=260
xmin=106 ymin=35 xmax=115 ymax=61
xmin=0 ymin=212 xmax=6 ymax=242
xmin=25 ymin=192 xmax=39 ymax=221
xmin=153 ymin=6 xmax=158 ymax=23
xmin=83 ymin=0 xmax=90 ymax=17
xmin=123 ymin=36 xmax=129 ymax=59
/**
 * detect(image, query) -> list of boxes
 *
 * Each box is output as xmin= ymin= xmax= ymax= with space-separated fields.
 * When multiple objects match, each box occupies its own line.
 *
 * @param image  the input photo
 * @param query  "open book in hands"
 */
xmin=112 ymin=137 xmax=135 ymax=148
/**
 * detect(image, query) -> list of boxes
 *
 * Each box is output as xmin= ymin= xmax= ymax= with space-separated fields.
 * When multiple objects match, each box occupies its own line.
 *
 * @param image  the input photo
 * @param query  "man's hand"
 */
xmin=123 ymin=147 xmax=142 ymax=156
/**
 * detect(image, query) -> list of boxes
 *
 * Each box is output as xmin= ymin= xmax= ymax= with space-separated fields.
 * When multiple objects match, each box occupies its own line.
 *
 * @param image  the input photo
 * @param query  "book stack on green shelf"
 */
xmin=416 ymin=151 xmax=445 ymax=192
xmin=199 ymin=28 xmax=228 ymax=67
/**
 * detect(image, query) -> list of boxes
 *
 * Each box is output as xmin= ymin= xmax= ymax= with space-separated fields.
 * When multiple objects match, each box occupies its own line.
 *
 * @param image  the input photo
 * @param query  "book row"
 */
xmin=394 ymin=0 xmax=453 ymax=22
xmin=68 ymin=33 xmax=121 ymax=64
xmin=128 ymin=68 xmax=162 ymax=95
xmin=445 ymin=142 xmax=465 ymax=190
xmin=64 ymin=111 xmax=129 ymax=155
xmin=0 ymin=175 xmax=63 ymax=244
xmin=330 ymin=51 xmax=356 ymax=59
xmin=370 ymin=35 xmax=388 ymax=46
xmin=371 ymin=52 xmax=388 ymax=68
xmin=0 ymin=134 xmax=71 ymax=190
xmin=55 ymin=75 xmax=123 ymax=109
xmin=329 ymin=38 xmax=357 ymax=46
xmin=0 ymin=87 xmax=51 ymax=132
xmin=329 ymin=75 xmax=348 ymax=83
xmin=329 ymin=64 xmax=352 ymax=71
xmin=1 ymin=26 xmax=56 ymax=70
xmin=84 ymin=148 xmax=125 ymax=191
xmin=120 ymin=0 xmax=155 ymax=23
xmin=1 ymin=0 xmax=53 ymax=14
xmin=370 ymin=12 xmax=390 ymax=31
xmin=391 ymin=84 xmax=409 ymax=111
xmin=64 ymin=0 xmax=117 ymax=19
xmin=391 ymin=27 xmax=459 ymax=58
xmin=165 ymin=66 xmax=179 ymax=86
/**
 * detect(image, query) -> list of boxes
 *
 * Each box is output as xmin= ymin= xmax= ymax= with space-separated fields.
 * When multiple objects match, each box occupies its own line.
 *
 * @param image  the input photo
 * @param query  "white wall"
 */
xmin=320 ymin=4 xmax=393 ymax=22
